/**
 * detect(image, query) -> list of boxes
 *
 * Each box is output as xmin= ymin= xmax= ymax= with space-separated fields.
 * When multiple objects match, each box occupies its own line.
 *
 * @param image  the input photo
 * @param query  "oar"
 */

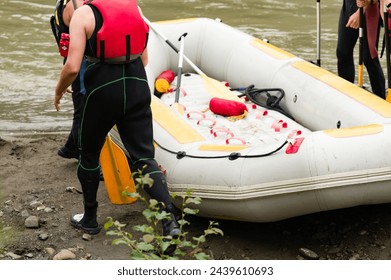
xmin=172 ymin=32 xmax=188 ymax=113
xmin=316 ymin=0 xmax=321 ymax=67
xmin=358 ymin=7 xmax=364 ymax=88
xmin=384 ymin=3 xmax=391 ymax=102
xmin=100 ymin=134 xmax=137 ymax=205
xmin=144 ymin=17 xmax=242 ymax=102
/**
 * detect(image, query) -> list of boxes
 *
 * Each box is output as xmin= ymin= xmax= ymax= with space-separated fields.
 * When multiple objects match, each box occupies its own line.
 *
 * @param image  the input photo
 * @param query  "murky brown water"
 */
xmin=0 ymin=0 xmax=379 ymax=133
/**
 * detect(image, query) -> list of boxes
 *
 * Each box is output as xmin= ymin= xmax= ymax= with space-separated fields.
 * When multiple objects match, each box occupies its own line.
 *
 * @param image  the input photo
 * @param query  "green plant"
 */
xmin=104 ymin=170 xmax=223 ymax=260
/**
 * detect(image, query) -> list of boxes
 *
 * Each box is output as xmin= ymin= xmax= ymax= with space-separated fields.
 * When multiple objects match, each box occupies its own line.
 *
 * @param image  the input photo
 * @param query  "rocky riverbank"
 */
xmin=1 ymin=133 xmax=391 ymax=260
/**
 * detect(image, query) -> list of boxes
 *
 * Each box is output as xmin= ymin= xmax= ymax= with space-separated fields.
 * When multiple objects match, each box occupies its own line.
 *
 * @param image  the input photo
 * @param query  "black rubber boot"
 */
xmin=57 ymin=145 xmax=79 ymax=160
xmin=162 ymin=212 xmax=181 ymax=238
xmin=160 ymin=205 xmax=182 ymax=255
xmin=70 ymin=201 xmax=100 ymax=235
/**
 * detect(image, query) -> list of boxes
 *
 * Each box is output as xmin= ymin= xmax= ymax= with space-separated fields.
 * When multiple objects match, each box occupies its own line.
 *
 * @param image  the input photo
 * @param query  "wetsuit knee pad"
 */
xmin=79 ymin=151 xmax=101 ymax=171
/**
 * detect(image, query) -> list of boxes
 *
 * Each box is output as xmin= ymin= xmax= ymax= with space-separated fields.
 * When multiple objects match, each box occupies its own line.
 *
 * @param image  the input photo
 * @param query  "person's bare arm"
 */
xmin=138 ymin=6 xmax=149 ymax=66
xmin=54 ymin=6 xmax=91 ymax=111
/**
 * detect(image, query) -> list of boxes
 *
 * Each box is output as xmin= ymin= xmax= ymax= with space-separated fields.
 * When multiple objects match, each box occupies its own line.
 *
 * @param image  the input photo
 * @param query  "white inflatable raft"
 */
xmin=111 ymin=18 xmax=391 ymax=222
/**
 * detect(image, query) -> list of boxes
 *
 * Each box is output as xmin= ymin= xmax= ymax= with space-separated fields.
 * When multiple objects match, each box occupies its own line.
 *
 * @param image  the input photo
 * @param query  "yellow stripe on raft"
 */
xmin=250 ymin=38 xmax=296 ymax=60
xmin=324 ymin=124 xmax=384 ymax=138
xmin=293 ymin=61 xmax=391 ymax=118
xmin=151 ymin=99 xmax=205 ymax=144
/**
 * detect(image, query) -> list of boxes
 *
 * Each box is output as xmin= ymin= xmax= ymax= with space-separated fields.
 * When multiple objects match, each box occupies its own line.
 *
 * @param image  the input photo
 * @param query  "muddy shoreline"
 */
xmin=1 ymin=133 xmax=391 ymax=260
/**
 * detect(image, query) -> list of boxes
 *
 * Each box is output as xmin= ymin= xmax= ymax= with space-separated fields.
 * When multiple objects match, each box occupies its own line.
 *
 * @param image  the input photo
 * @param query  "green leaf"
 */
xmin=204 ymin=227 xmax=224 ymax=236
xmin=136 ymin=174 xmax=154 ymax=188
xmin=142 ymin=208 xmax=156 ymax=222
xmin=186 ymin=189 xmax=193 ymax=196
xmin=130 ymin=251 xmax=147 ymax=260
xmin=212 ymin=228 xmax=224 ymax=236
xmin=160 ymin=241 xmax=173 ymax=253
xmin=155 ymin=211 xmax=170 ymax=221
xmin=177 ymin=219 xmax=190 ymax=226
xmin=148 ymin=199 xmax=159 ymax=208
xmin=194 ymin=252 xmax=211 ymax=260
xmin=183 ymin=207 xmax=199 ymax=215
xmin=185 ymin=197 xmax=201 ymax=205
xmin=133 ymin=224 xmax=155 ymax=234
xmin=148 ymin=253 xmax=163 ymax=260
xmin=105 ymin=230 xmax=122 ymax=237
xmin=104 ymin=217 xmax=114 ymax=230
xmin=142 ymin=234 xmax=155 ymax=243
xmin=112 ymin=238 xmax=129 ymax=246
xmin=136 ymin=242 xmax=155 ymax=252
xmin=114 ymin=220 xmax=127 ymax=228
xmin=123 ymin=191 xmax=141 ymax=199
xmin=192 ymin=236 xmax=206 ymax=243
xmin=178 ymin=240 xmax=196 ymax=249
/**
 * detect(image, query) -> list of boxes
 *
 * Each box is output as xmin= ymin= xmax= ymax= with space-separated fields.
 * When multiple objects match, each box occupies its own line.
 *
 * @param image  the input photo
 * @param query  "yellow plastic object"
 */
xmin=155 ymin=70 xmax=175 ymax=93
xmin=100 ymin=135 xmax=137 ymax=204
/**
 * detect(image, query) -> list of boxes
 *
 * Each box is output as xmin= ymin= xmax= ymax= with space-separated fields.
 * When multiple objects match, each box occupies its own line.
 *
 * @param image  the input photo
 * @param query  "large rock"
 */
xmin=24 ymin=216 xmax=40 ymax=228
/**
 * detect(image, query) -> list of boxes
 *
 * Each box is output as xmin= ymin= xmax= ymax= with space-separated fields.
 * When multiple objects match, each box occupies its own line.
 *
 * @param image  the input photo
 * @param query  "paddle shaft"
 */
xmin=175 ymin=33 xmax=187 ymax=103
xmin=316 ymin=0 xmax=321 ymax=67
xmin=358 ymin=7 xmax=364 ymax=87
xmin=384 ymin=4 xmax=391 ymax=102
xmin=143 ymin=17 xmax=207 ymax=77
xmin=144 ymin=17 xmax=243 ymax=103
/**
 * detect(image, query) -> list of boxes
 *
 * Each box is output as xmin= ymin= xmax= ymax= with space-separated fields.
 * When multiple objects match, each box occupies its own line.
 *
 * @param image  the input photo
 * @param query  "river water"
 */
xmin=0 ymin=0 xmax=381 ymax=134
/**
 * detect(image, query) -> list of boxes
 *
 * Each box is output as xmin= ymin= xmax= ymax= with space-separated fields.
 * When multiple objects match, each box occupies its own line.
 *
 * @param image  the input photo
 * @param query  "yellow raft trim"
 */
xmin=250 ymin=38 xmax=296 ymax=60
xmin=198 ymin=144 xmax=248 ymax=151
xmin=324 ymin=124 xmax=384 ymax=138
xmin=151 ymin=99 xmax=205 ymax=144
xmin=293 ymin=61 xmax=391 ymax=118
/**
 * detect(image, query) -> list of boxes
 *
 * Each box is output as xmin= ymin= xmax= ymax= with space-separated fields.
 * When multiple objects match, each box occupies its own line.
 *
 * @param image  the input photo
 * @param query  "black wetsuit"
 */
xmin=64 ymin=62 xmax=85 ymax=152
xmin=336 ymin=0 xmax=385 ymax=99
xmin=77 ymin=5 xmax=173 ymax=223
xmin=51 ymin=0 xmax=85 ymax=156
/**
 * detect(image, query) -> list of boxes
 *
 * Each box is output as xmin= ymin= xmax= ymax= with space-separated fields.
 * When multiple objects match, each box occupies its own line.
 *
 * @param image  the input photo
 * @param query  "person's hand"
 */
xmin=356 ymin=0 xmax=369 ymax=7
xmin=54 ymin=88 xmax=72 ymax=111
xmin=346 ymin=10 xmax=360 ymax=29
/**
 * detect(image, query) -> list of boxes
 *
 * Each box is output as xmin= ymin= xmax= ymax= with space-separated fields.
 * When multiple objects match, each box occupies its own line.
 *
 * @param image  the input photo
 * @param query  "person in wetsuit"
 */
xmin=53 ymin=0 xmax=181 ymax=239
xmin=337 ymin=0 xmax=385 ymax=99
xmin=51 ymin=0 xmax=86 ymax=159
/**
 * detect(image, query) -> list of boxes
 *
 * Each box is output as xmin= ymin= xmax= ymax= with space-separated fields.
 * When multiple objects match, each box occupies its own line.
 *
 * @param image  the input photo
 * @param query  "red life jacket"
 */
xmin=87 ymin=0 xmax=149 ymax=61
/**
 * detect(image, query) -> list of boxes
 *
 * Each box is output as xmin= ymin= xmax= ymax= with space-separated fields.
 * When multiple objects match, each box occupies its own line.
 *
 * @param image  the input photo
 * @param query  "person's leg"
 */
xmin=363 ymin=19 xmax=386 ymax=99
xmin=336 ymin=7 xmax=358 ymax=83
xmin=57 ymin=89 xmax=84 ymax=159
xmin=116 ymin=60 xmax=180 ymax=239
xmin=71 ymin=64 xmax=120 ymax=234
xmin=364 ymin=56 xmax=386 ymax=98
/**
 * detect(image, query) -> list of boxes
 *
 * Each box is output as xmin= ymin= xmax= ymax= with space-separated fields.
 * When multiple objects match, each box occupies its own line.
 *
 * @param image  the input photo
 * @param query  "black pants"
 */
xmin=336 ymin=6 xmax=385 ymax=99
xmin=77 ymin=58 xmax=173 ymax=210
xmin=64 ymin=88 xmax=84 ymax=151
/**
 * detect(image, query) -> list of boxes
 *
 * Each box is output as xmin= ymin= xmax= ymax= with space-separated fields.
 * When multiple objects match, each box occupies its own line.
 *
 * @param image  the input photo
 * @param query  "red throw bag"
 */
xmin=209 ymin=97 xmax=248 ymax=116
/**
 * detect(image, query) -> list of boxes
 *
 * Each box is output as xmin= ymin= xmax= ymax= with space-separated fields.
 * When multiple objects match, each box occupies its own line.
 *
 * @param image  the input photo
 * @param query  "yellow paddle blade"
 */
xmin=386 ymin=88 xmax=391 ymax=103
xmin=172 ymin=102 xmax=185 ymax=114
xmin=100 ymin=135 xmax=137 ymax=205
xmin=358 ymin=65 xmax=363 ymax=88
